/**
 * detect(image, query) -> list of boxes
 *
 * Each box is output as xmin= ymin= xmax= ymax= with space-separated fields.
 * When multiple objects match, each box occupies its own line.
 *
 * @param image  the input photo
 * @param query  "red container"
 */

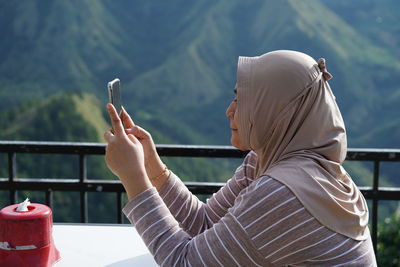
xmin=0 ymin=203 xmax=60 ymax=267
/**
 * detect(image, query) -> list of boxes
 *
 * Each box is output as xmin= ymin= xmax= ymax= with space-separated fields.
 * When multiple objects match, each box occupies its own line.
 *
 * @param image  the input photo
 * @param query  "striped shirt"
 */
xmin=123 ymin=151 xmax=377 ymax=266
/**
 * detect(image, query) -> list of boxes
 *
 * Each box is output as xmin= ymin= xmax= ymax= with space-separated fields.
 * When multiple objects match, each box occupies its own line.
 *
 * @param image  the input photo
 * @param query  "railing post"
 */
xmin=79 ymin=154 xmax=88 ymax=223
xmin=8 ymin=152 xmax=17 ymax=204
xmin=117 ymin=192 xmax=123 ymax=224
xmin=45 ymin=188 xmax=53 ymax=209
xmin=372 ymin=161 xmax=379 ymax=255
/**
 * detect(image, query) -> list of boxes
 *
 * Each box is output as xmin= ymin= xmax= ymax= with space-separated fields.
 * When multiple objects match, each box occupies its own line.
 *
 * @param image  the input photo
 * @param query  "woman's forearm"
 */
xmin=120 ymin=173 xmax=153 ymax=201
xmin=145 ymin=154 xmax=170 ymax=191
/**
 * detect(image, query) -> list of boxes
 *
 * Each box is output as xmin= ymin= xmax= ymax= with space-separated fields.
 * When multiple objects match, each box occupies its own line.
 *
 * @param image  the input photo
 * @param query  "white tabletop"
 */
xmin=53 ymin=223 xmax=157 ymax=267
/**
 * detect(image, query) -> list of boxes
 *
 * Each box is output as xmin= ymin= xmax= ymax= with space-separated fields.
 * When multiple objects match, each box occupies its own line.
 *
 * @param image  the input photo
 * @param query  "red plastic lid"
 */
xmin=0 ymin=204 xmax=51 ymax=221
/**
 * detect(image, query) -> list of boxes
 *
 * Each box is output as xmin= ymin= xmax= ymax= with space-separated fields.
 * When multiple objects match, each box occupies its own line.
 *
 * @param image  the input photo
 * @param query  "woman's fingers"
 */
xmin=121 ymin=107 xmax=135 ymax=128
xmin=127 ymin=133 xmax=139 ymax=144
xmin=107 ymin=103 xmax=125 ymax=136
xmin=125 ymin=125 xmax=151 ymax=140
xmin=104 ymin=129 xmax=114 ymax=142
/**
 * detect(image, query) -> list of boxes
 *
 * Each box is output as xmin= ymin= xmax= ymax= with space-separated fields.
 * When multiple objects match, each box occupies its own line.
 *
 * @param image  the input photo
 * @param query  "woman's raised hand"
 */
xmin=104 ymin=104 xmax=152 ymax=199
xmin=120 ymin=107 xmax=166 ymax=182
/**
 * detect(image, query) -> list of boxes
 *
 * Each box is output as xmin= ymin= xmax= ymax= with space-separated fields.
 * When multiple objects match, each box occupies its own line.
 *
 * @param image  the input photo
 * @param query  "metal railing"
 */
xmin=1 ymin=141 xmax=400 ymax=253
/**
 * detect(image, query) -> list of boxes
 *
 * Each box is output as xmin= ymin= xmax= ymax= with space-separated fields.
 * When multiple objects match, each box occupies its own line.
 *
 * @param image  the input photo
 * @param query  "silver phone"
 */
xmin=107 ymin=78 xmax=122 ymax=116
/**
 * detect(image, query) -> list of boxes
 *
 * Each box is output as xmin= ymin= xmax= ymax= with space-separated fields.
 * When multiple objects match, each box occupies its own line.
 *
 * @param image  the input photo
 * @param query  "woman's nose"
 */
xmin=226 ymin=101 xmax=235 ymax=118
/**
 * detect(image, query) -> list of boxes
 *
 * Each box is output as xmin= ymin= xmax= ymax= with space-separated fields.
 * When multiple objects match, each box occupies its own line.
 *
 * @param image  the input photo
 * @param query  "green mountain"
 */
xmin=321 ymin=0 xmax=400 ymax=57
xmin=0 ymin=0 xmax=399 ymax=188
xmin=0 ymin=92 xmax=107 ymax=142
xmin=1 ymin=0 xmax=399 ymax=149
xmin=0 ymin=0 xmax=131 ymax=105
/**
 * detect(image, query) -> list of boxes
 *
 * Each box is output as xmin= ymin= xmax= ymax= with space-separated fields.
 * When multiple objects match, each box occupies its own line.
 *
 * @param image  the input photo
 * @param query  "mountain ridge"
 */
xmin=0 ymin=0 xmax=399 ymax=149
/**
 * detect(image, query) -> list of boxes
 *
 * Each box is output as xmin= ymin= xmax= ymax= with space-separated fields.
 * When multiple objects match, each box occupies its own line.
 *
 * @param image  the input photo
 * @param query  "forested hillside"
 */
xmin=1 ymin=0 xmax=399 ymax=147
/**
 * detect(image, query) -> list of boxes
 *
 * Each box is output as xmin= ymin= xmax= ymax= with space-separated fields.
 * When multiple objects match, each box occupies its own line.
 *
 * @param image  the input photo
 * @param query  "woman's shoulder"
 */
xmin=244 ymin=150 xmax=258 ymax=162
xmin=241 ymin=151 xmax=258 ymax=175
xmin=247 ymin=175 xmax=295 ymax=201
xmin=233 ymin=177 xmax=376 ymax=266
xmin=232 ymin=151 xmax=258 ymax=186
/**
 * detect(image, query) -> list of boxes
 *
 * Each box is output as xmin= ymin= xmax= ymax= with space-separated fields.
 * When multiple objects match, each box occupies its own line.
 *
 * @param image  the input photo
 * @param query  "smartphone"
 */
xmin=108 ymin=78 xmax=122 ymax=116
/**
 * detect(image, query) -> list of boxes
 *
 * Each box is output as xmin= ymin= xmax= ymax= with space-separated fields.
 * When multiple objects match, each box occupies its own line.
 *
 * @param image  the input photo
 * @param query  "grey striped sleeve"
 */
xmin=122 ymin=187 xmax=265 ymax=266
xmin=157 ymin=151 xmax=257 ymax=236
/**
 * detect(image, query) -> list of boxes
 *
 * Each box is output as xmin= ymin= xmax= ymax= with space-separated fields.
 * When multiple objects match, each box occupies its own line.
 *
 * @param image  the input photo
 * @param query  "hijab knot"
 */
xmin=317 ymin=58 xmax=333 ymax=81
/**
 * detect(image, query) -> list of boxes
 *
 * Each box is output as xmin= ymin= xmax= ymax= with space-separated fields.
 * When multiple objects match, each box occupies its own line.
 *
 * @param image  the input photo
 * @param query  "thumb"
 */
xmin=126 ymin=126 xmax=151 ymax=140
xmin=121 ymin=107 xmax=135 ymax=128
xmin=127 ymin=133 xmax=140 ymax=144
xmin=104 ymin=130 xmax=115 ymax=143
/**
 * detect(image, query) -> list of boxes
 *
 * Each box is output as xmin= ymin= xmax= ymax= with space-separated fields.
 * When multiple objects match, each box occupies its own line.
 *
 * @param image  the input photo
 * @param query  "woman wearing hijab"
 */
xmin=104 ymin=50 xmax=377 ymax=266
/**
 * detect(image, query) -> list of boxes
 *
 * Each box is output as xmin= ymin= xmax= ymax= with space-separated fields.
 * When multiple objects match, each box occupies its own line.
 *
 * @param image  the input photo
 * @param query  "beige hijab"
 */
xmin=236 ymin=50 xmax=369 ymax=240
